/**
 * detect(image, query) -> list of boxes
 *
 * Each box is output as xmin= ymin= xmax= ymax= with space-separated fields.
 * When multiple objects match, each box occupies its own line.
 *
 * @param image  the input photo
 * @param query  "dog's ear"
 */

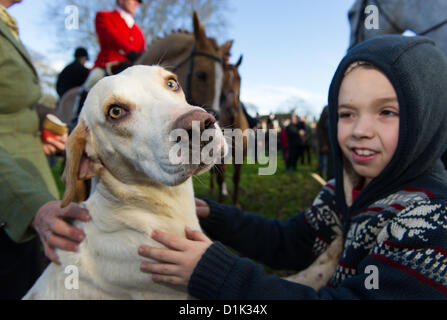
xmin=61 ymin=121 xmax=99 ymax=207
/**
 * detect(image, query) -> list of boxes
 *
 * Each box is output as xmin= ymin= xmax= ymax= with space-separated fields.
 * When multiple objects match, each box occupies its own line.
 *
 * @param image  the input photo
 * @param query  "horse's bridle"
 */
xmin=173 ymin=44 xmax=223 ymax=118
xmin=353 ymin=0 xmax=447 ymax=46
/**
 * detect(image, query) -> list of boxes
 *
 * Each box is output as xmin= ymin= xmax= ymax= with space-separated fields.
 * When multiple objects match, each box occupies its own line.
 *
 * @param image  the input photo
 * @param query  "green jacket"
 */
xmin=0 ymin=19 xmax=58 ymax=243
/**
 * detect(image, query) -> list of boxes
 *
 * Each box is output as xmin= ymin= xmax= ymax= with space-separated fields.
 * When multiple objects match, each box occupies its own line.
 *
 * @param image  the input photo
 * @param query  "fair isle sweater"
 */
xmin=187 ymin=35 xmax=447 ymax=300
xmin=188 ymin=171 xmax=447 ymax=299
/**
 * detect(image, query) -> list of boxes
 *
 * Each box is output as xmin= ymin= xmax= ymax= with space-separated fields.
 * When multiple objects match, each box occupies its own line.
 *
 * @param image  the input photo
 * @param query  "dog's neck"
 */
xmin=84 ymin=169 xmax=200 ymax=237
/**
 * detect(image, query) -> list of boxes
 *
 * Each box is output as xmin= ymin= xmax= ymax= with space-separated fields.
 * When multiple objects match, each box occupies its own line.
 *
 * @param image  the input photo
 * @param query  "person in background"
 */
xmin=55 ymin=47 xmax=89 ymax=99
xmin=299 ymin=116 xmax=312 ymax=166
xmin=70 ymin=0 xmax=146 ymax=130
xmin=279 ymin=121 xmax=289 ymax=165
xmin=285 ymin=112 xmax=303 ymax=171
xmin=0 ymin=0 xmax=90 ymax=299
xmin=316 ymin=106 xmax=330 ymax=180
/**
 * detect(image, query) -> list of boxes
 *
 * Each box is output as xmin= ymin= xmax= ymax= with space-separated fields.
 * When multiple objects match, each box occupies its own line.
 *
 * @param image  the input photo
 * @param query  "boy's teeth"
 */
xmin=354 ymin=149 xmax=375 ymax=156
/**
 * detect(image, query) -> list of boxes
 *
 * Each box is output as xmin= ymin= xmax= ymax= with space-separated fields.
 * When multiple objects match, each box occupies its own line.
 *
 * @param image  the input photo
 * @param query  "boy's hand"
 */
xmin=138 ymin=227 xmax=212 ymax=286
xmin=195 ymin=198 xmax=210 ymax=218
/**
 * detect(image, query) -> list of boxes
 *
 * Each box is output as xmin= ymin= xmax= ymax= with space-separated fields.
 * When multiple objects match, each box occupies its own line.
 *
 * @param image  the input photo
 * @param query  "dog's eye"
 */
xmin=167 ymin=78 xmax=180 ymax=91
xmin=107 ymin=105 xmax=127 ymax=120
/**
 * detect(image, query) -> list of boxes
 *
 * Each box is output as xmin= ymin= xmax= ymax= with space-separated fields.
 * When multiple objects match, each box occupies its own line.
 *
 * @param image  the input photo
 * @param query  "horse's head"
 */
xmin=220 ymin=55 xmax=245 ymax=127
xmin=188 ymin=12 xmax=233 ymax=117
xmin=348 ymin=0 xmax=402 ymax=49
xmin=137 ymin=12 xmax=232 ymax=118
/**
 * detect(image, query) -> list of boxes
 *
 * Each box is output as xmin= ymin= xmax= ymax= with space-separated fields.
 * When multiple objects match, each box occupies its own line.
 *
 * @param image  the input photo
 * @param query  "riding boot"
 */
xmin=69 ymin=89 xmax=88 ymax=132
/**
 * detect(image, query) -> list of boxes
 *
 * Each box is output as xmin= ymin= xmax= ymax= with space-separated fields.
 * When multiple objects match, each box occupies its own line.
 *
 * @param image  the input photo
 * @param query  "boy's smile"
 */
xmin=337 ymin=66 xmax=399 ymax=186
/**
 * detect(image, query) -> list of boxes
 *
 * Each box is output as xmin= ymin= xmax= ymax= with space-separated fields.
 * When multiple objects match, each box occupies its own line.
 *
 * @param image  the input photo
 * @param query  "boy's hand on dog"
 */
xmin=195 ymin=198 xmax=210 ymax=218
xmin=138 ymin=227 xmax=212 ymax=286
xmin=32 ymin=201 xmax=91 ymax=264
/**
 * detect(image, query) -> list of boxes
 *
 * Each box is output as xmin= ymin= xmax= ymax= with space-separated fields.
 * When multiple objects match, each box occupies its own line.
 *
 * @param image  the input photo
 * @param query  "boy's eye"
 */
xmin=381 ymin=109 xmax=399 ymax=117
xmin=338 ymin=111 xmax=353 ymax=118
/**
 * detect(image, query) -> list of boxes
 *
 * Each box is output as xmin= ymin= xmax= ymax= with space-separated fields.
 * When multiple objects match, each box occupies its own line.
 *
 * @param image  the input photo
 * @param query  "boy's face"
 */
xmin=337 ymin=67 xmax=399 ymax=186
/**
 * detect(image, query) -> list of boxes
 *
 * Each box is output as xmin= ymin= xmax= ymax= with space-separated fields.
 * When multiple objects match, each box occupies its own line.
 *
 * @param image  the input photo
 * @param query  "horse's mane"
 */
xmin=140 ymin=31 xmax=194 ymax=66
xmin=138 ymin=30 xmax=221 ymax=67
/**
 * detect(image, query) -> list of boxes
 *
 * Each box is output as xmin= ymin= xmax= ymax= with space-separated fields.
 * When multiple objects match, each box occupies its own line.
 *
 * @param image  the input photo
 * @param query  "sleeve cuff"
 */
xmin=188 ymin=242 xmax=238 ymax=299
xmin=198 ymin=199 xmax=232 ymax=239
xmin=3 ymin=190 xmax=55 ymax=243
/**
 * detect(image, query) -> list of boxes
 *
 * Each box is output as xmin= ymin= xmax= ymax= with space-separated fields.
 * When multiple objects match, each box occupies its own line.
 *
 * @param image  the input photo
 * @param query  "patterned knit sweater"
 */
xmin=188 ymin=172 xmax=447 ymax=299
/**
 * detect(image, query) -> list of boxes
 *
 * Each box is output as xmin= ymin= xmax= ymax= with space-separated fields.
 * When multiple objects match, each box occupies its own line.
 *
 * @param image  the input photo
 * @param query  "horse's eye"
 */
xmin=167 ymin=78 xmax=180 ymax=91
xmin=196 ymin=71 xmax=207 ymax=81
xmin=107 ymin=105 xmax=127 ymax=120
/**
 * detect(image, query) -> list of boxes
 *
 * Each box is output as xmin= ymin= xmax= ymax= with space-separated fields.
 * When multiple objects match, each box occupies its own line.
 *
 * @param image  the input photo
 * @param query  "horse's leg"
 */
xmin=232 ymin=163 xmax=242 ymax=208
xmin=216 ymin=163 xmax=226 ymax=203
xmin=210 ymin=166 xmax=215 ymax=195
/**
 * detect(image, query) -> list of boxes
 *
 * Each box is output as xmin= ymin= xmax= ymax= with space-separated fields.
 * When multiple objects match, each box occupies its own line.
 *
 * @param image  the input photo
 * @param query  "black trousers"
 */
xmin=0 ymin=229 xmax=44 ymax=300
xmin=286 ymin=145 xmax=302 ymax=170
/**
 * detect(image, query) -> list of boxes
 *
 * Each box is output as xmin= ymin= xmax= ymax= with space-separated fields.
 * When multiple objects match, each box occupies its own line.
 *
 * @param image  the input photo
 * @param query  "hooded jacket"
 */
xmin=187 ymin=35 xmax=447 ymax=299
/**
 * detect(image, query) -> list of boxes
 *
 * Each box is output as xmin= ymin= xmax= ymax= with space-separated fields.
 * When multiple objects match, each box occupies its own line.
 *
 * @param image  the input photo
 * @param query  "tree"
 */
xmin=44 ymin=0 xmax=231 ymax=60
xmin=278 ymin=96 xmax=319 ymax=120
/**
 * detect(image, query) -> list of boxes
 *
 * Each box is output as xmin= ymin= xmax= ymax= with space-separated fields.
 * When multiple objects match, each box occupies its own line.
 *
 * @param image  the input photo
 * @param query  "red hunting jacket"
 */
xmin=93 ymin=9 xmax=146 ymax=69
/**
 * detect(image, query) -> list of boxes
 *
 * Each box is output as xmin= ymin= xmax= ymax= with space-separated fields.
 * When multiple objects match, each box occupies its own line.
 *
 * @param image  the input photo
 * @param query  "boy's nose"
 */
xmin=352 ymin=115 xmax=375 ymax=139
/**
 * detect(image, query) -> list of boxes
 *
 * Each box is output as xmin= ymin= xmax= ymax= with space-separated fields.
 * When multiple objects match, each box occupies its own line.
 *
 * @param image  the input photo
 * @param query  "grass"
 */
xmin=193 ymin=151 xmax=322 ymax=219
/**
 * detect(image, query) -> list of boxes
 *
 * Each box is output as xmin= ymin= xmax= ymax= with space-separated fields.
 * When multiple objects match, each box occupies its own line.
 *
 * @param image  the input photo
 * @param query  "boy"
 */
xmin=138 ymin=35 xmax=447 ymax=299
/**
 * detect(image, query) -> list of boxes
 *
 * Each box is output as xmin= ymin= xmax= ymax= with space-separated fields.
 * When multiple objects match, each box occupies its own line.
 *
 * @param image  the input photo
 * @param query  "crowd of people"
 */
xmin=1 ymin=0 xmax=447 ymax=301
xmin=271 ymin=109 xmax=333 ymax=180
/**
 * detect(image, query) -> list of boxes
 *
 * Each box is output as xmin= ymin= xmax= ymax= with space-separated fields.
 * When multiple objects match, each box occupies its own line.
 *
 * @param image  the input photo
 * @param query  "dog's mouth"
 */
xmin=160 ymin=124 xmax=226 ymax=182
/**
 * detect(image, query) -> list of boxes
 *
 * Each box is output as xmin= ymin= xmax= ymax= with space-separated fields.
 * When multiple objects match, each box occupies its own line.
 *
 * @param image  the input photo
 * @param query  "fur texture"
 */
xmin=23 ymin=65 xmax=227 ymax=299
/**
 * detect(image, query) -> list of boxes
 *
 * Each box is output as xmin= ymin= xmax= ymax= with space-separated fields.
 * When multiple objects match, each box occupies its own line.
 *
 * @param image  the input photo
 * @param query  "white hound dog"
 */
xmin=24 ymin=65 xmax=227 ymax=299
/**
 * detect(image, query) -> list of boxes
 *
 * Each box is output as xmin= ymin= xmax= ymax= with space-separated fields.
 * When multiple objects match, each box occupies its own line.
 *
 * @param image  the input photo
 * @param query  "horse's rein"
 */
xmin=171 ymin=45 xmax=223 ymax=115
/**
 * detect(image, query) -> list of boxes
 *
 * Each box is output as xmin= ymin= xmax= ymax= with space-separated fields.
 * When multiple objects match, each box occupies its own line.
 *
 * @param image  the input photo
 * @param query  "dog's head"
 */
xmin=61 ymin=65 xmax=227 ymax=207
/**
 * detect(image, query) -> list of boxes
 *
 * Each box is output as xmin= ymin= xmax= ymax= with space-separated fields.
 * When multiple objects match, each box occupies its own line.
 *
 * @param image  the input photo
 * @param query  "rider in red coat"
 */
xmin=93 ymin=0 xmax=146 ymax=70
xmin=70 ymin=0 xmax=146 ymax=131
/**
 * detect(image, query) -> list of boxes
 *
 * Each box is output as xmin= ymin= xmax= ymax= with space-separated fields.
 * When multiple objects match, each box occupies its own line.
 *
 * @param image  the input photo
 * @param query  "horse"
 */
xmin=348 ymin=0 xmax=447 ymax=167
xmin=56 ymin=86 xmax=80 ymax=125
xmin=56 ymin=11 xmax=232 ymax=132
xmin=210 ymin=54 xmax=248 ymax=207
xmin=348 ymin=0 xmax=447 ymax=53
xmin=136 ymin=11 xmax=232 ymax=115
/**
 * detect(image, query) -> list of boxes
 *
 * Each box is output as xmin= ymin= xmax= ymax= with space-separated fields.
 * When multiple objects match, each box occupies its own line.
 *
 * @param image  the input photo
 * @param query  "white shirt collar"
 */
xmin=116 ymin=7 xmax=135 ymax=28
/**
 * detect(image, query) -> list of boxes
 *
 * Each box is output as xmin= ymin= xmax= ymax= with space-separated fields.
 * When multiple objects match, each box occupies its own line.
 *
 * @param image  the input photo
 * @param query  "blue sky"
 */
xmin=8 ymin=0 xmax=356 ymax=118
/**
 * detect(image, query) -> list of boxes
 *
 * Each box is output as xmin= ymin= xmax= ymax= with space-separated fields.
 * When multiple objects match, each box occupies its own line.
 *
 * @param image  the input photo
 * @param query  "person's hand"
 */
xmin=195 ymin=198 xmax=210 ymax=218
xmin=31 ymin=200 xmax=91 ymax=264
xmin=138 ymin=227 xmax=212 ymax=286
xmin=42 ymin=134 xmax=67 ymax=156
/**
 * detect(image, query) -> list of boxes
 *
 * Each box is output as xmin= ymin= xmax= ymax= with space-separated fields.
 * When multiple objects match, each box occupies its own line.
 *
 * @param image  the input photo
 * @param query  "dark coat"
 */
xmin=56 ymin=60 xmax=89 ymax=98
